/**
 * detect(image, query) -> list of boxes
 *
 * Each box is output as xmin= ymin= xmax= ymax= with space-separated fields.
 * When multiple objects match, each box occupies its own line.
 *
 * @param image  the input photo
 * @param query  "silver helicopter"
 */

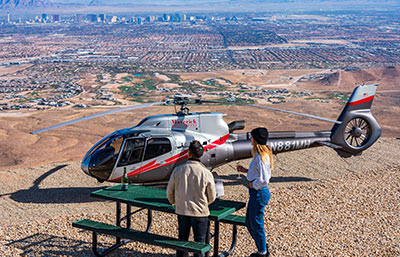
xmin=31 ymin=84 xmax=381 ymax=184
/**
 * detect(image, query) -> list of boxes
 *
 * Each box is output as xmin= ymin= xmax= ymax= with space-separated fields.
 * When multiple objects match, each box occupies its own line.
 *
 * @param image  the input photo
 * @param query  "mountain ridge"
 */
xmin=1 ymin=0 xmax=398 ymax=10
xmin=0 ymin=0 xmax=53 ymax=9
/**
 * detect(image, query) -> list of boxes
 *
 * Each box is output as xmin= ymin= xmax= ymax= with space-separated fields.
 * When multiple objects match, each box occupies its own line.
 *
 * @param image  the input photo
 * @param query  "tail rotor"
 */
xmin=330 ymin=84 xmax=381 ymax=157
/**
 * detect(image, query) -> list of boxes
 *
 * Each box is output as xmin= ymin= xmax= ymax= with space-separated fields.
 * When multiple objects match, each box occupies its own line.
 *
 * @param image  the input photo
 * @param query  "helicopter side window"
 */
xmin=118 ymin=138 xmax=145 ymax=166
xmin=143 ymin=138 xmax=172 ymax=161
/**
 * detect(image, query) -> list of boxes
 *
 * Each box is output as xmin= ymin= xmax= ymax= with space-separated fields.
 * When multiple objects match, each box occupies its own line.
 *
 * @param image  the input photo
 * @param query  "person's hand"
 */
xmin=249 ymin=182 xmax=253 ymax=189
xmin=236 ymin=165 xmax=247 ymax=173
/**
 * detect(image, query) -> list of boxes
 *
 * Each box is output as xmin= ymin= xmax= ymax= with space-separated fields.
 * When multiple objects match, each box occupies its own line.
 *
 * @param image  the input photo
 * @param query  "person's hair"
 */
xmin=189 ymin=140 xmax=204 ymax=159
xmin=252 ymin=143 xmax=273 ymax=169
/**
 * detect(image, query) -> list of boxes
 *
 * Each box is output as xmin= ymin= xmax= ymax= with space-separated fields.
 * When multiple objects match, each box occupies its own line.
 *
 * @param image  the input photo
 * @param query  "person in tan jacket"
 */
xmin=167 ymin=140 xmax=216 ymax=257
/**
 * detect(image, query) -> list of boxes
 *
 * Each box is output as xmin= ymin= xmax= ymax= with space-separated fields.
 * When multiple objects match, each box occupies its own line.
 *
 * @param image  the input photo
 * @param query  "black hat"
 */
xmin=251 ymin=127 xmax=269 ymax=145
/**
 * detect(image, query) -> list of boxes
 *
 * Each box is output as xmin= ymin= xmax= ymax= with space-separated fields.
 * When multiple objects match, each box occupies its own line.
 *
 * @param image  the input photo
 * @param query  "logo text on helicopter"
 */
xmin=172 ymin=118 xmax=198 ymax=128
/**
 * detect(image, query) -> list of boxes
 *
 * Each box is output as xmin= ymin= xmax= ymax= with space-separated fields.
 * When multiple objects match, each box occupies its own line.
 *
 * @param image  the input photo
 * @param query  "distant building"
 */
xmin=7 ymin=12 xmax=10 ymax=23
xmin=52 ymin=14 xmax=60 ymax=23
xmin=99 ymin=14 xmax=106 ymax=22
xmin=41 ymin=13 xmax=48 ymax=22
xmin=111 ymin=16 xmax=118 ymax=23
xmin=137 ymin=17 xmax=143 ymax=25
xmin=75 ymin=14 xmax=83 ymax=23
xmin=163 ymin=14 xmax=170 ymax=22
xmin=172 ymin=13 xmax=182 ymax=22
xmin=146 ymin=16 xmax=156 ymax=22
xmin=87 ymin=14 xmax=97 ymax=23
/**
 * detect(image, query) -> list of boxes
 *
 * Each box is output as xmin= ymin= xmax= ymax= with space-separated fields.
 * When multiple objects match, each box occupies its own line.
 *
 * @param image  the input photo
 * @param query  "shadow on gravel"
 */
xmin=6 ymin=233 xmax=175 ymax=256
xmin=218 ymin=174 xmax=312 ymax=186
xmin=6 ymin=164 xmax=106 ymax=204
xmin=270 ymin=176 xmax=313 ymax=183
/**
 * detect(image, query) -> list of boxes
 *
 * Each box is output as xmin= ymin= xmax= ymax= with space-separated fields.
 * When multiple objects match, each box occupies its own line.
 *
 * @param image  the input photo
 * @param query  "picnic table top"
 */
xmin=91 ymin=184 xmax=246 ymax=220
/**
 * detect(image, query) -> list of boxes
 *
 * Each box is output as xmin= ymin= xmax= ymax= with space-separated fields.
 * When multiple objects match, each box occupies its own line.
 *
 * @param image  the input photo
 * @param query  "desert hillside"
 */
xmin=0 ymin=138 xmax=399 ymax=256
xmin=1 ymin=67 xmax=398 ymax=170
xmin=0 ymin=66 xmax=399 ymax=256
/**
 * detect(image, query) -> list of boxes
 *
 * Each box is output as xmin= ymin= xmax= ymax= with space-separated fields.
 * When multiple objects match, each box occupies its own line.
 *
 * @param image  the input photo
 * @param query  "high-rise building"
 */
xmin=75 ymin=14 xmax=83 ymax=23
xmin=87 ymin=14 xmax=97 ymax=23
xmin=99 ymin=14 xmax=106 ymax=22
xmin=7 ymin=12 xmax=10 ymax=23
xmin=41 ymin=13 xmax=48 ymax=22
xmin=146 ymin=16 xmax=156 ymax=22
xmin=110 ymin=16 xmax=118 ymax=23
xmin=173 ymin=13 xmax=183 ymax=22
xmin=137 ymin=17 xmax=143 ymax=25
xmin=52 ymin=14 xmax=60 ymax=23
xmin=163 ymin=14 xmax=170 ymax=22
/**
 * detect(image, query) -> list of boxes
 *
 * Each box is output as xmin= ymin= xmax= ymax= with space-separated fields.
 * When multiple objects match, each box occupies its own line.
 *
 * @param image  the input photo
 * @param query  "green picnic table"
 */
xmin=73 ymin=184 xmax=246 ymax=257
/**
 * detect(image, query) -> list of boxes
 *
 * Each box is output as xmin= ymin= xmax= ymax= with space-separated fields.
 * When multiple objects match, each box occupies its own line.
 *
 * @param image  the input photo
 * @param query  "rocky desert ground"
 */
xmin=0 ymin=67 xmax=399 ymax=256
xmin=0 ymin=137 xmax=399 ymax=256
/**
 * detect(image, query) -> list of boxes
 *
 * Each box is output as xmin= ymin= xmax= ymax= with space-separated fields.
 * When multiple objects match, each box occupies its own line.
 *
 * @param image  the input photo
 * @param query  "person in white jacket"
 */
xmin=167 ymin=140 xmax=216 ymax=257
xmin=237 ymin=127 xmax=273 ymax=257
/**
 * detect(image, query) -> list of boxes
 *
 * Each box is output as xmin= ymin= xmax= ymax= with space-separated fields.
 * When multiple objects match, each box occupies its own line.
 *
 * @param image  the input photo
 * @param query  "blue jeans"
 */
xmin=177 ymin=215 xmax=209 ymax=257
xmin=246 ymin=186 xmax=271 ymax=253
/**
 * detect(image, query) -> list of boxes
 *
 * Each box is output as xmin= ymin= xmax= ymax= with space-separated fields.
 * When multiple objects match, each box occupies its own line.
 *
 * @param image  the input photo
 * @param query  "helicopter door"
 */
xmin=117 ymin=137 xmax=146 ymax=176
xmin=136 ymin=137 xmax=174 ymax=182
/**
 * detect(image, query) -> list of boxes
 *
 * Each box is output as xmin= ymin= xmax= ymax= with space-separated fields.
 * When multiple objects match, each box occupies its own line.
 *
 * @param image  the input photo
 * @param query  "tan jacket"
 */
xmin=167 ymin=160 xmax=217 ymax=217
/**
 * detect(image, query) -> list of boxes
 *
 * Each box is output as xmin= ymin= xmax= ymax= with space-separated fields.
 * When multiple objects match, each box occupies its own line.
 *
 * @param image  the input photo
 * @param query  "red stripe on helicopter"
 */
xmin=128 ymin=160 xmax=157 ymax=176
xmin=347 ymin=95 xmax=374 ymax=106
xmin=110 ymin=134 xmax=230 ymax=181
xmin=204 ymin=134 xmax=230 ymax=151
xmin=110 ymin=160 xmax=157 ymax=181
xmin=164 ymin=150 xmax=189 ymax=162
xmin=136 ymin=153 xmax=189 ymax=175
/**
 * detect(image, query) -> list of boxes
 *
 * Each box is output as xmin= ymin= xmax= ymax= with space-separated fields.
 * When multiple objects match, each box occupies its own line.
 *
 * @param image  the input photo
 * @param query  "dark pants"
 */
xmin=246 ymin=186 xmax=271 ymax=254
xmin=177 ymin=215 xmax=209 ymax=257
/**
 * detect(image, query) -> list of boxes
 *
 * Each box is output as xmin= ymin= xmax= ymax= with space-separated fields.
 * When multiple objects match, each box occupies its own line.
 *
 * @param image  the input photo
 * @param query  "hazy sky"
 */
xmin=49 ymin=0 xmax=225 ymax=3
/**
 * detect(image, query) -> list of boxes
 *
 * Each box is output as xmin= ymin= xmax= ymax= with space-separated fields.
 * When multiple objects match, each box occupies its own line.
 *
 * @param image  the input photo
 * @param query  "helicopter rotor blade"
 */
xmin=248 ymin=104 xmax=341 ymax=124
xmin=30 ymin=101 xmax=164 ymax=134
xmin=196 ymin=99 xmax=341 ymax=124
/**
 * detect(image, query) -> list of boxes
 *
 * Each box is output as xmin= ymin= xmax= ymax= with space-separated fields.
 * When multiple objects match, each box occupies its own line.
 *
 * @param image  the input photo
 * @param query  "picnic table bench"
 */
xmin=72 ymin=184 xmax=246 ymax=257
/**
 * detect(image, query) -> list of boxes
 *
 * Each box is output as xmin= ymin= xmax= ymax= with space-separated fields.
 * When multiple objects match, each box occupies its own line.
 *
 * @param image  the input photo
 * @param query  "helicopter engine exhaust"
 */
xmin=228 ymin=120 xmax=245 ymax=133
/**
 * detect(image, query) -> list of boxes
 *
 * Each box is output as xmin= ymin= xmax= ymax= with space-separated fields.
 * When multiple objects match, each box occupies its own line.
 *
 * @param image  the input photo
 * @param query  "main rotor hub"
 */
xmin=172 ymin=94 xmax=191 ymax=114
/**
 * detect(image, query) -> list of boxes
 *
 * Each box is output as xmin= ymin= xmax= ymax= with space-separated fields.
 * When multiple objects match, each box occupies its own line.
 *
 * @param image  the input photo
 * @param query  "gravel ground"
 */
xmin=0 ymin=138 xmax=399 ymax=256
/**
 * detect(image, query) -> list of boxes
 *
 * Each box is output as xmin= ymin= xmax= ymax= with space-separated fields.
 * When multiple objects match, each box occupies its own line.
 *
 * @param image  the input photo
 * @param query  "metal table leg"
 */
xmin=205 ymin=219 xmax=211 ymax=257
xmin=92 ymin=231 xmax=126 ymax=257
xmin=126 ymin=204 xmax=131 ymax=229
xmin=146 ymin=209 xmax=153 ymax=232
xmin=116 ymin=202 xmax=121 ymax=244
xmin=213 ymin=221 xmax=220 ymax=257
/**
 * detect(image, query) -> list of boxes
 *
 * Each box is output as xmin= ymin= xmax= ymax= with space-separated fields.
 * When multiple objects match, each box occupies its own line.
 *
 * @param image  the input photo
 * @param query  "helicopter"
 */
xmin=31 ymin=83 xmax=381 ymax=184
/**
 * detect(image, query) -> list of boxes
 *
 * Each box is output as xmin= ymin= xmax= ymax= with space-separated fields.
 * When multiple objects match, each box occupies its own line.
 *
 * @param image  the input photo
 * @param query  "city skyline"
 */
xmin=0 ymin=0 xmax=399 ymax=14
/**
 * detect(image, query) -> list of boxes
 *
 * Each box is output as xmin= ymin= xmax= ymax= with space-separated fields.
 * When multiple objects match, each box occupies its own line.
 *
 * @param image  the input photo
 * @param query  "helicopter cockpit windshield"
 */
xmin=83 ymin=133 xmax=124 ymax=181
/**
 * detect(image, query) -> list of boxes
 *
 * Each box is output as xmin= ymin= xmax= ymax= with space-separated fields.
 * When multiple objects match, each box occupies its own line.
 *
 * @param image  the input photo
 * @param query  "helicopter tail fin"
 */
xmin=330 ymin=84 xmax=381 ymax=157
